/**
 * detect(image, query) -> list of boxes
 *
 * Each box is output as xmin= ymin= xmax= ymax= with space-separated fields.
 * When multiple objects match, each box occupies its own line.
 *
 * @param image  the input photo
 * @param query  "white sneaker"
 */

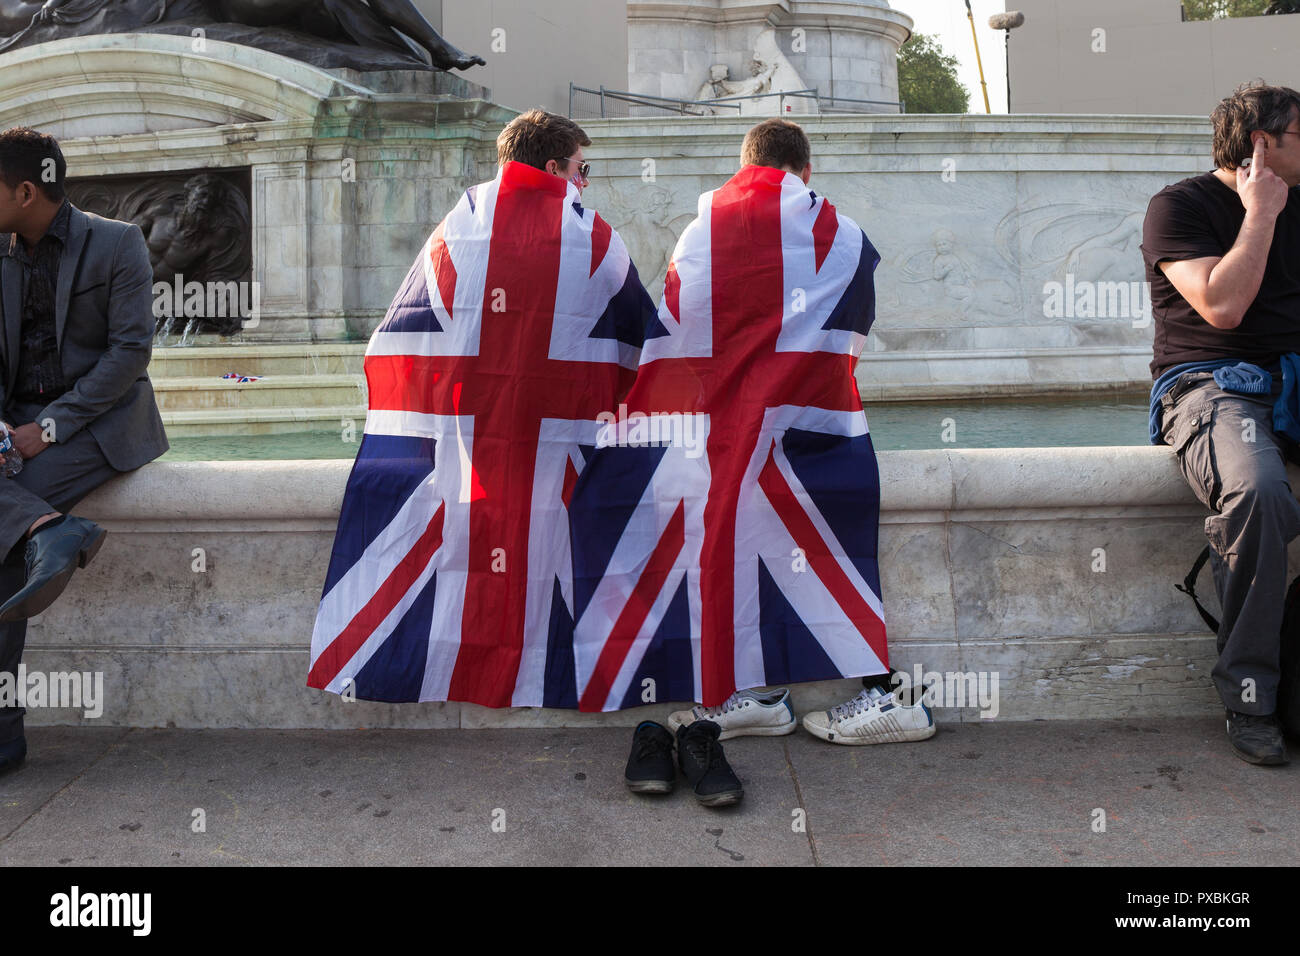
xmin=666 ymin=688 xmax=797 ymax=740
xmin=802 ymin=686 xmax=936 ymax=745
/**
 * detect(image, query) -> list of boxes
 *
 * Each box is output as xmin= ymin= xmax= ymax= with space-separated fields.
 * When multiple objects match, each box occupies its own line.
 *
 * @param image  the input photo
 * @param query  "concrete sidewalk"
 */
xmin=1 ymin=718 xmax=1295 ymax=866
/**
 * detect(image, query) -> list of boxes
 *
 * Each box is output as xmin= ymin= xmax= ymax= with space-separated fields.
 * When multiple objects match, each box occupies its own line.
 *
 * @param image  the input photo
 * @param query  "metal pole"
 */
xmin=1004 ymin=29 xmax=1011 ymax=113
xmin=965 ymin=0 xmax=991 ymax=114
xmin=599 ymin=85 xmax=607 ymax=118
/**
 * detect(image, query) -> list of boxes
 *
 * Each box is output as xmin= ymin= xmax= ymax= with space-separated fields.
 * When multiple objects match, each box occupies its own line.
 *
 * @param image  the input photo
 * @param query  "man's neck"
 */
xmin=18 ymin=199 xmax=62 ymax=252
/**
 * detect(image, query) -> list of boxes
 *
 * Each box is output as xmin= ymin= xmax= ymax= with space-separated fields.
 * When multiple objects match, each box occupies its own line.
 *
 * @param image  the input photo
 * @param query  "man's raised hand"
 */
xmin=1237 ymin=136 xmax=1290 ymax=220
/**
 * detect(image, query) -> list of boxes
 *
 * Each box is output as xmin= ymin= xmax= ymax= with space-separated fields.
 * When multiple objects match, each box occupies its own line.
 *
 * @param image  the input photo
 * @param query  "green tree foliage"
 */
xmin=897 ymin=32 xmax=970 ymax=114
xmin=1181 ymin=0 xmax=1274 ymax=20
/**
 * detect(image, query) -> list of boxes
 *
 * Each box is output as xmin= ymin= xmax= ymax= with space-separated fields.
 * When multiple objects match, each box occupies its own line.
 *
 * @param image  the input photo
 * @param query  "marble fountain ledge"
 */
xmin=21 ymin=446 xmax=1260 ymax=730
xmin=73 ymin=446 xmax=1201 ymax=518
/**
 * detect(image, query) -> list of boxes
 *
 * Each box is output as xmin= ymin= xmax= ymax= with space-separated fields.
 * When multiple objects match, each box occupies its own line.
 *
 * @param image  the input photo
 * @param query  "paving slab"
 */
xmin=791 ymin=719 xmax=1300 ymax=867
xmin=0 ymin=728 xmax=132 ymax=849
xmin=0 ymin=727 xmax=809 ymax=866
xmin=0 ymin=718 xmax=1295 ymax=866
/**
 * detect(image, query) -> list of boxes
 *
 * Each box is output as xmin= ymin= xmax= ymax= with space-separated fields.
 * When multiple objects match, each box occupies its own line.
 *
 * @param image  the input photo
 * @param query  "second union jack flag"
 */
xmin=567 ymin=164 xmax=889 ymax=711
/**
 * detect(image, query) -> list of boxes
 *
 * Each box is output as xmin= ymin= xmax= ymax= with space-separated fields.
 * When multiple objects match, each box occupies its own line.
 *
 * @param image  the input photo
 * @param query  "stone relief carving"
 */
xmin=893 ymin=227 xmax=1017 ymax=326
xmin=884 ymin=201 xmax=1147 ymax=330
xmin=689 ymin=28 xmax=817 ymax=115
xmin=993 ymin=201 xmax=1147 ymax=328
xmin=997 ymin=202 xmax=1145 ymax=286
xmin=593 ymin=182 xmax=694 ymax=295
xmin=692 ymin=63 xmax=774 ymax=113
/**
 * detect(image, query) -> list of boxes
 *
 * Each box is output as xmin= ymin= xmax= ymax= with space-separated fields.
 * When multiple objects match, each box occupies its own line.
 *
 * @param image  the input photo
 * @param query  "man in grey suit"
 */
xmin=0 ymin=127 xmax=168 ymax=775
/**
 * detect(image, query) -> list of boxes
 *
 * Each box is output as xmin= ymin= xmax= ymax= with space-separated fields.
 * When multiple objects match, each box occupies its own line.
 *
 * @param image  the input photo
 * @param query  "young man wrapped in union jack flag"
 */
xmin=564 ymin=120 xmax=935 ymax=804
xmin=307 ymin=110 xmax=660 ymax=708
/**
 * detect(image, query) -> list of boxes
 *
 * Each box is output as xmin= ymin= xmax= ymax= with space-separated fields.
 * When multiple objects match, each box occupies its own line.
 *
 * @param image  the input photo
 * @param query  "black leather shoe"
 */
xmin=676 ymin=720 xmax=744 ymax=807
xmin=0 ymin=737 xmax=26 ymax=776
xmin=1226 ymin=710 xmax=1288 ymax=765
xmin=0 ymin=516 xmax=106 ymax=623
xmin=625 ymin=721 xmax=677 ymax=794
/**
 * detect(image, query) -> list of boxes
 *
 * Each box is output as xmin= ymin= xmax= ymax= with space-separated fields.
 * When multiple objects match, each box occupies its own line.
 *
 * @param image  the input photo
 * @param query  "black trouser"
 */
xmin=0 ymin=400 xmax=119 ymax=744
xmin=863 ymin=671 xmax=898 ymax=692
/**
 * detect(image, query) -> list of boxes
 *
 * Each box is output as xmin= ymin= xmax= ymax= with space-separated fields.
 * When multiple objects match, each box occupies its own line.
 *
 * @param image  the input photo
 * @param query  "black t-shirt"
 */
xmin=1142 ymin=171 xmax=1300 ymax=378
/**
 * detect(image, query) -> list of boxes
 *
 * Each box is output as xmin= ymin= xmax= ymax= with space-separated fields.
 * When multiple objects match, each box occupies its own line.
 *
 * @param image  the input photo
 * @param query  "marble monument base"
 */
xmin=0 ymin=33 xmax=516 ymax=343
xmin=22 ymin=447 xmax=1246 ymax=730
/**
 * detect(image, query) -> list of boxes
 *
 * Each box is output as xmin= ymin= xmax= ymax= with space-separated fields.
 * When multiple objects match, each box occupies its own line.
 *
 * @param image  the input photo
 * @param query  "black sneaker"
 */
xmin=624 ymin=721 xmax=677 ymax=794
xmin=1226 ymin=710 xmax=1289 ymax=765
xmin=676 ymin=720 xmax=744 ymax=807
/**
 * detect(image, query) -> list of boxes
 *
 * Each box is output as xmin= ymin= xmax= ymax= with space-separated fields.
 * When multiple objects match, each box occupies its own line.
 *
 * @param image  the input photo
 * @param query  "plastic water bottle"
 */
xmin=0 ymin=424 xmax=23 ymax=478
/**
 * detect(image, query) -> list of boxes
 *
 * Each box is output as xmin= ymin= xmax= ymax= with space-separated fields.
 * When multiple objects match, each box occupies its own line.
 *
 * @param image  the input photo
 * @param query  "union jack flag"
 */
xmin=307 ymin=160 xmax=658 ymax=707
xmin=567 ymin=165 xmax=888 ymax=711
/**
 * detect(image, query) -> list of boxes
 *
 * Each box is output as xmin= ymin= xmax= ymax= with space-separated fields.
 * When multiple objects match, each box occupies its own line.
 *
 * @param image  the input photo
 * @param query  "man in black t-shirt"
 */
xmin=1142 ymin=83 xmax=1300 ymax=765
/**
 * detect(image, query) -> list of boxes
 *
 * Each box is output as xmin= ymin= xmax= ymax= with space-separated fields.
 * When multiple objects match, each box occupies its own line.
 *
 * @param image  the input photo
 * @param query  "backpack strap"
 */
xmin=1175 ymin=545 xmax=1221 ymax=633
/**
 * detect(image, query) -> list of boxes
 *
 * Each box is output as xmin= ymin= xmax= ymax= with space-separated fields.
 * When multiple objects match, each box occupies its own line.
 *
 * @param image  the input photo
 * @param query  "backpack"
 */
xmin=1178 ymin=545 xmax=1300 ymax=737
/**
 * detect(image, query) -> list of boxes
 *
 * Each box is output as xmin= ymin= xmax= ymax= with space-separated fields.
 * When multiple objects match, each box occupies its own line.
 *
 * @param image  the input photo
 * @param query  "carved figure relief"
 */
xmin=594 ymin=182 xmax=694 ymax=295
xmin=895 ymin=227 xmax=1015 ymax=324
xmin=689 ymin=28 xmax=816 ymax=116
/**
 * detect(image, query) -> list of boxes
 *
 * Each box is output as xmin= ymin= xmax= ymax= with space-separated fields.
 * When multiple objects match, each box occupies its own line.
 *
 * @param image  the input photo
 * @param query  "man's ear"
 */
xmin=800 ymin=162 xmax=812 ymax=186
xmin=1251 ymin=130 xmax=1269 ymax=150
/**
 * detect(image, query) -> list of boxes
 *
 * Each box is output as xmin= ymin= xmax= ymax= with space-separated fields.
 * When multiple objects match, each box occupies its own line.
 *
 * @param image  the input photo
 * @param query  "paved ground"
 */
xmin=1 ymin=718 xmax=1296 ymax=866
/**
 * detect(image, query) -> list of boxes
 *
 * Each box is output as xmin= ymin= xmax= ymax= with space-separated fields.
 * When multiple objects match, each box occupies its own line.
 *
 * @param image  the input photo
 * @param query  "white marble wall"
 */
xmin=579 ymin=113 xmax=1212 ymax=394
xmin=792 ymin=23 xmax=900 ymax=107
xmin=19 ymin=448 xmax=1260 ymax=730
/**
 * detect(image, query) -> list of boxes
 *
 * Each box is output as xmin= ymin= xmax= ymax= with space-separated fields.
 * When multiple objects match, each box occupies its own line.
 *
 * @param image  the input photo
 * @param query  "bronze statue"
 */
xmin=212 ymin=0 xmax=485 ymax=69
xmin=0 ymin=0 xmax=486 ymax=71
xmin=68 ymin=172 xmax=253 ymax=337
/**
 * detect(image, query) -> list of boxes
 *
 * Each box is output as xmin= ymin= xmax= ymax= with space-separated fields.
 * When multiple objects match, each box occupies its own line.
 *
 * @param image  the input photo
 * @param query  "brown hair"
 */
xmin=740 ymin=119 xmax=811 ymax=172
xmin=496 ymin=109 xmax=592 ymax=171
xmin=0 ymin=127 xmax=66 ymax=201
xmin=1211 ymin=81 xmax=1300 ymax=170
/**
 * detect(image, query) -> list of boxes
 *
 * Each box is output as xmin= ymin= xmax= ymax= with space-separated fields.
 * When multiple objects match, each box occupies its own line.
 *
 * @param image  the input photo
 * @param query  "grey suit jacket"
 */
xmin=0 ymin=204 xmax=168 ymax=472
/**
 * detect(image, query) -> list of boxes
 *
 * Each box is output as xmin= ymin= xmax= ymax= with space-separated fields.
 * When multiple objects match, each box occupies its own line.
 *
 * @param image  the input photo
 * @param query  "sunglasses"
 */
xmin=555 ymin=156 xmax=591 ymax=178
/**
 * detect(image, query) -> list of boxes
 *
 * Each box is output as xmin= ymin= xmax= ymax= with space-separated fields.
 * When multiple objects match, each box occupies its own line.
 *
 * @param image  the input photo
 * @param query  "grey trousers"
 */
xmin=0 ymin=400 xmax=120 ymax=745
xmin=1160 ymin=372 xmax=1300 ymax=714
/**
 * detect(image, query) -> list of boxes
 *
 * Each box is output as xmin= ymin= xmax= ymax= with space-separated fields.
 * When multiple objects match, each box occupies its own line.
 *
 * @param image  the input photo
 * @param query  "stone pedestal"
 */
xmin=20 ymin=447 xmax=1275 ymax=729
xmin=627 ymin=0 xmax=913 ymax=112
xmin=0 ymin=33 xmax=516 ymax=343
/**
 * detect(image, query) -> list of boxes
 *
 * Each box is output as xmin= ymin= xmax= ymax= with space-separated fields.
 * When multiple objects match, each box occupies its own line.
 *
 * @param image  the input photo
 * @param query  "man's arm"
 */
xmin=32 ymin=223 xmax=154 ymax=447
xmin=1160 ymin=138 xmax=1290 ymax=329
